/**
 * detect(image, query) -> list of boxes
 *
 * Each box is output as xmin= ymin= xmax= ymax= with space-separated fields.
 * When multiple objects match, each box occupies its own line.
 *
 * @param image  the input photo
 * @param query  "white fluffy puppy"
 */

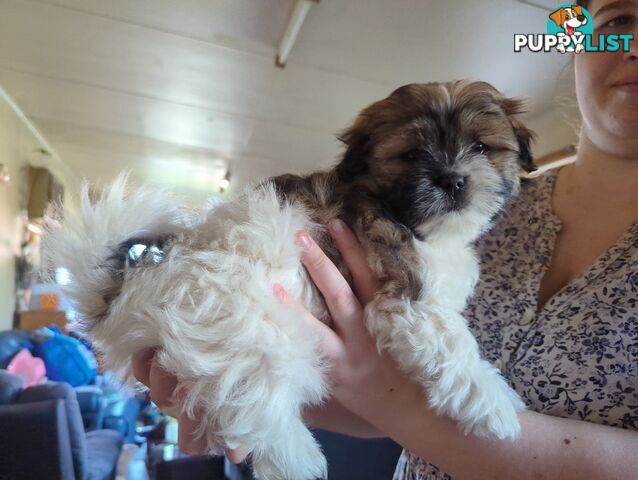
xmin=46 ymin=81 xmax=534 ymax=480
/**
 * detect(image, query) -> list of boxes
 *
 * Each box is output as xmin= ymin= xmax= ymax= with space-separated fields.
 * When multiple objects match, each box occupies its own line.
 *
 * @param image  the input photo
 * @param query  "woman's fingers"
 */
xmin=132 ymin=348 xmax=155 ymax=387
xmin=132 ymin=352 xmax=250 ymax=463
xmin=328 ymin=220 xmax=380 ymax=306
xmin=178 ymin=410 xmax=208 ymax=454
xmin=148 ymin=355 xmax=179 ymax=412
xmin=225 ymin=448 xmax=250 ymax=464
xmin=273 ymin=284 xmax=343 ymax=361
xmin=295 ymin=231 xmax=363 ymax=332
xmin=132 ymin=351 xmax=216 ymax=456
xmin=133 ymin=348 xmax=183 ymax=416
xmin=179 ymin=410 xmax=249 ymax=462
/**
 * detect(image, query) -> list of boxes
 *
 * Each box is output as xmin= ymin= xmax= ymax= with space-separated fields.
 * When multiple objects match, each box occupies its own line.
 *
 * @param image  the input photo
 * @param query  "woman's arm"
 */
xmin=294 ymin=221 xmax=638 ymax=480
xmin=303 ymin=400 xmax=385 ymax=439
xmin=346 ymin=369 xmax=638 ymax=480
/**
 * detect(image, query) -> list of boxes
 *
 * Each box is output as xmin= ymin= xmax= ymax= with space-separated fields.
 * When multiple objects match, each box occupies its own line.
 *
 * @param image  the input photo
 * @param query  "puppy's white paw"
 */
xmin=251 ymin=418 xmax=327 ymax=480
xmin=456 ymin=364 xmax=524 ymax=440
xmin=464 ymin=383 xmax=525 ymax=440
xmin=426 ymin=358 xmax=525 ymax=441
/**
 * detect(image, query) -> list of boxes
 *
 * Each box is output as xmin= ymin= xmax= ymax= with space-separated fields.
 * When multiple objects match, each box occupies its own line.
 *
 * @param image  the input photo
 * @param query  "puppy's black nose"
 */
xmin=437 ymin=174 xmax=467 ymax=194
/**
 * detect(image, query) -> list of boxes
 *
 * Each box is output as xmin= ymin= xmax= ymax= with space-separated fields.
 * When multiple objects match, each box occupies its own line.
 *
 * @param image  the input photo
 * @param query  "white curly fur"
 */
xmin=46 ymin=178 xmax=333 ymax=479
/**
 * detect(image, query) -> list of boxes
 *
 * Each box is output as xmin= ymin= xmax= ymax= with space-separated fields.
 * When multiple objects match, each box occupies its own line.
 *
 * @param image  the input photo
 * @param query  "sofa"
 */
xmin=0 ymin=370 xmax=124 ymax=480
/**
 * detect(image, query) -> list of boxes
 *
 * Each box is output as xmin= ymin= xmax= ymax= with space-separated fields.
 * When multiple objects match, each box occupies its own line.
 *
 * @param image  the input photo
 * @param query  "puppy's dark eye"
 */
xmin=106 ymin=237 xmax=167 ymax=275
xmin=403 ymin=149 xmax=430 ymax=163
xmin=126 ymin=243 xmax=164 ymax=268
xmin=472 ymin=143 xmax=491 ymax=155
xmin=403 ymin=150 xmax=420 ymax=162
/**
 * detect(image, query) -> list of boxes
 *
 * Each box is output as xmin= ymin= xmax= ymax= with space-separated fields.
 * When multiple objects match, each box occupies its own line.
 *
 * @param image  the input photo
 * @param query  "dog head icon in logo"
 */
xmin=548 ymin=5 xmax=592 ymax=53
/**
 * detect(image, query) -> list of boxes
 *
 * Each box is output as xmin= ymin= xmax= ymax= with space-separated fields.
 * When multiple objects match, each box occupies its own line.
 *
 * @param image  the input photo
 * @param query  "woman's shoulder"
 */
xmin=506 ymin=168 xmax=559 ymax=226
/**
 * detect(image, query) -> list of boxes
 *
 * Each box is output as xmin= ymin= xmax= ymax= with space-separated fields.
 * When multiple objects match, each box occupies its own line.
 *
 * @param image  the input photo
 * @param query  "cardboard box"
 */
xmin=19 ymin=310 xmax=67 ymax=332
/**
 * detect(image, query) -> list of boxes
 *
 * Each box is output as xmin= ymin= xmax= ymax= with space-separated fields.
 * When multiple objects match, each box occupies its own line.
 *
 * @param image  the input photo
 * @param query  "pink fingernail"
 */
xmin=272 ymin=283 xmax=286 ymax=301
xmin=329 ymin=219 xmax=344 ymax=235
xmin=295 ymin=231 xmax=312 ymax=251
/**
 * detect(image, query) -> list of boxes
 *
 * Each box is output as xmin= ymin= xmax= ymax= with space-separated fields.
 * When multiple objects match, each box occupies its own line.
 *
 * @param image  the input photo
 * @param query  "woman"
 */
xmin=133 ymin=0 xmax=637 ymax=477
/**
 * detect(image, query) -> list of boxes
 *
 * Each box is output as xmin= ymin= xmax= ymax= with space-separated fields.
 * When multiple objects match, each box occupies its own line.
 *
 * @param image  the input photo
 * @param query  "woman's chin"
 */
xmin=610 ymin=121 xmax=638 ymax=141
xmin=605 ymin=108 xmax=638 ymax=140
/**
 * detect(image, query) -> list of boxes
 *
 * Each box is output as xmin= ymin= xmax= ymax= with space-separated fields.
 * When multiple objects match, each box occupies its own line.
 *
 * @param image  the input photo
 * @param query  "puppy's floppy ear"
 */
xmin=513 ymin=123 xmax=536 ymax=173
xmin=500 ymin=97 xmax=537 ymax=173
xmin=337 ymin=86 xmax=417 ymax=181
xmin=336 ymin=118 xmax=372 ymax=181
xmin=498 ymin=97 xmax=527 ymax=116
xmin=549 ymin=8 xmax=567 ymax=27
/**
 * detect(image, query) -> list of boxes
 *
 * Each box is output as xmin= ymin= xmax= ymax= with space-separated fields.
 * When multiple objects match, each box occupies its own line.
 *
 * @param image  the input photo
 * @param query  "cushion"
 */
xmin=85 ymin=429 xmax=123 ymax=480
xmin=0 ymin=369 xmax=24 ymax=405
xmin=19 ymin=381 xmax=88 ymax=480
xmin=0 ymin=330 xmax=35 ymax=369
xmin=6 ymin=349 xmax=46 ymax=387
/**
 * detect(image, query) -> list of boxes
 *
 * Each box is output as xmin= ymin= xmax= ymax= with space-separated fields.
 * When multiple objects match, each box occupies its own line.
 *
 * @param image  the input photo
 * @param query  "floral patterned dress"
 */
xmin=394 ymin=168 xmax=638 ymax=480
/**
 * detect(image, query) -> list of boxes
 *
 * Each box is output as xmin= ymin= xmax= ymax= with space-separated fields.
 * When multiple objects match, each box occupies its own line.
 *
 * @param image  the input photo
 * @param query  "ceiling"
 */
xmin=0 ymin=0 xmax=575 ymax=201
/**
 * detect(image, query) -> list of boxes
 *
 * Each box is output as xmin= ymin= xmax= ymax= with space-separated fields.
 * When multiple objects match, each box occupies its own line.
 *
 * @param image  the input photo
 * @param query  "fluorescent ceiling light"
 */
xmin=276 ymin=0 xmax=319 ymax=68
xmin=0 ymin=163 xmax=10 ymax=185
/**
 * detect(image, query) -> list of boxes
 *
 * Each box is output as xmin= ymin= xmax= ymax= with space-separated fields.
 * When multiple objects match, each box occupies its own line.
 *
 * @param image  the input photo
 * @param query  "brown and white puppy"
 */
xmin=46 ymin=81 xmax=534 ymax=480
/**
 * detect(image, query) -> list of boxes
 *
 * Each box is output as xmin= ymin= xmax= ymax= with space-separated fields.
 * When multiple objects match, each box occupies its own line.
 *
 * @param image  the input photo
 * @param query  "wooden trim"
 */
xmin=524 ymin=144 xmax=577 ymax=179
xmin=535 ymin=144 xmax=577 ymax=166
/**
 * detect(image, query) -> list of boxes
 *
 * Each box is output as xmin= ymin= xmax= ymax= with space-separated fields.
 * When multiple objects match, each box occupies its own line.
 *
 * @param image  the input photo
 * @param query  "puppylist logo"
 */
xmin=514 ymin=4 xmax=634 ymax=53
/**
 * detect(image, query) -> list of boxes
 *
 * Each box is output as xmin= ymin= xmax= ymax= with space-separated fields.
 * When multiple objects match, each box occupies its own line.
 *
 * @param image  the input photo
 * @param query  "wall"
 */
xmin=0 ymin=88 xmax=75 ymax=331
xmin=528 ymin=106 xmax=580 ymax=160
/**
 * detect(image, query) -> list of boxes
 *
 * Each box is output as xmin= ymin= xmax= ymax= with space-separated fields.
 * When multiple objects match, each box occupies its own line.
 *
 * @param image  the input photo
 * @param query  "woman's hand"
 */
xmin=132 ymin=349 xmax=210 ymax=454
xmin=132 ymin=348 xmax=252 ymax=461
xmin=286 ymin=221 xmax=413 ymax=412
